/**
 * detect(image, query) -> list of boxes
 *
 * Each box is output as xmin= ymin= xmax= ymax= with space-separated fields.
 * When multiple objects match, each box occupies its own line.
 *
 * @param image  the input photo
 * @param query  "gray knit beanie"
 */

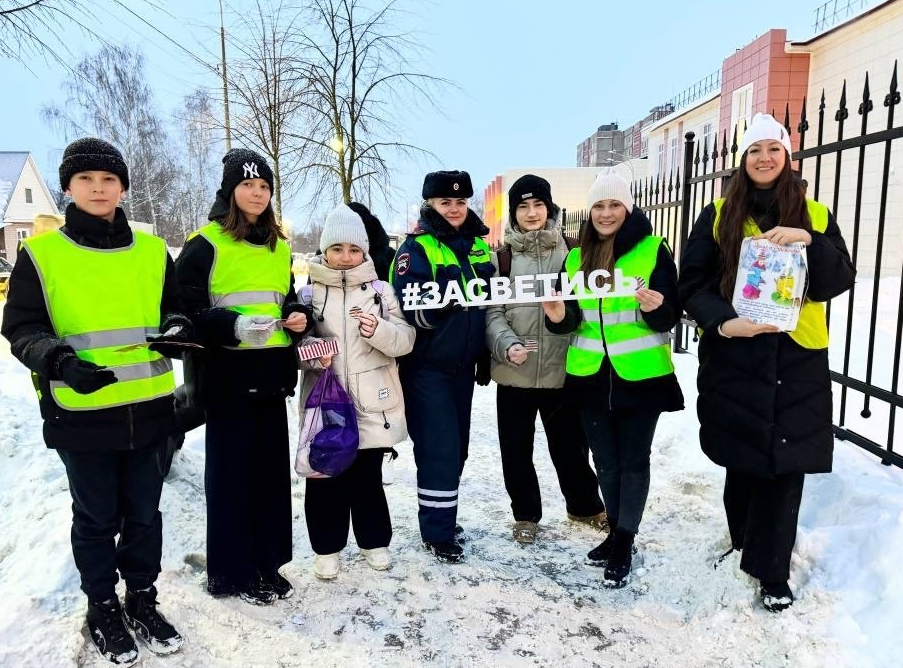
xmin=319 ymin=204 xmax=370 ymax=253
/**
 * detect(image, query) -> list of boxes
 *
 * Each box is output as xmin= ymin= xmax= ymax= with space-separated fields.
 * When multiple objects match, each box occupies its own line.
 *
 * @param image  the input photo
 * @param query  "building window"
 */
xmin=701 ymin=121 xmax=716 ymax=154
xmin=668 ymin=137 xmax=679 ymax=176
xmin=24 ymin=188 xmax=33 ymax=204
xmin=731 ymin=83 xmax=754 ymax=165
xmin=641 ymin=137 xmax=649 ymax=158
xmin=16 ymin=228 xmax=30 ymax=242
xmin=656 ymin=142 xmax=665 ymax=176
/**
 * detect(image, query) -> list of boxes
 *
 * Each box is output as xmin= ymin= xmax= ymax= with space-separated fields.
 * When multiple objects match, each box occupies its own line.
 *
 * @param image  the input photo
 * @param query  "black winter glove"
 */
xmin=147 ymin=323 xmax=197 ymax=358
xmin=58 ymin=355 xmax=118 ymax=394
xmin=475 ymin=351 xmax=492 ymax=387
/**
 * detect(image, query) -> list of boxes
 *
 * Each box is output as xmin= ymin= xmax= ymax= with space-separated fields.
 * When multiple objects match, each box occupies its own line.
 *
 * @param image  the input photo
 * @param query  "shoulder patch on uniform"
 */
xmin=395 ymin=252 xmax=411 ymax=275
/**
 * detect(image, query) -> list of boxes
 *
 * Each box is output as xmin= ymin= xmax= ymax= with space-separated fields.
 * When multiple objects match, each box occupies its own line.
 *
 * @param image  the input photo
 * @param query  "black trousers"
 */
xmin=205 ymin=396 xmax=292 ymax=594
xmin=579 ymin=407 xmax=660 ymax=534
xmin=724 ymin=468 xmax=805 ymax=582
xmin=496 ymin=385 xmax=604 ymax=523
xmin=56 ymin=442 xmax=167 ymax=603
xmin=304 ymin=449 xmax=392 ymax=554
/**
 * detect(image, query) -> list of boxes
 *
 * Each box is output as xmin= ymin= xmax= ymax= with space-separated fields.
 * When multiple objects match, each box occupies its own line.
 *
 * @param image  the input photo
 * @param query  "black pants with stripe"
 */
xmin=401 ymin=364 xmax=474 ymax=543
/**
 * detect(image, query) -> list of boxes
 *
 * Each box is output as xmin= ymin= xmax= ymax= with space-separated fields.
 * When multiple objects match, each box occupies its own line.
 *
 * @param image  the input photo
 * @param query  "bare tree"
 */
xmin=0 ymin=0 xmax=157 ymax=71
xmin=168 ymin=88 xmax=220 ymax=240
xmin=225 ymin=0 xmax=311 ymax=222
xmin=289 ymin=0 xmax=448 ymax=207
xmin=41 ymin=44 xmax=182 ymax=243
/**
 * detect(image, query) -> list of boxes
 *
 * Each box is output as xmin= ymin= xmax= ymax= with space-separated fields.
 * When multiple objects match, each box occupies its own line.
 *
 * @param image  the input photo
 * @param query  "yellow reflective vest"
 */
xmin=190 ymin=222 xmax=292 ymax=349
xmin=712 ymin=198 xmax=830 ymax=350
xmin=22 ymin=229 xmax=175 ymax=411
xmin=564 ymin=238 xmax=675 ymax=380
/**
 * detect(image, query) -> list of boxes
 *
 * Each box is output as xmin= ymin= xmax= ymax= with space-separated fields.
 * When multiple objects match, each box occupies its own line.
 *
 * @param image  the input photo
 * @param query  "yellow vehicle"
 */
xmin=0 ymin=255 xmax=11 ymax=300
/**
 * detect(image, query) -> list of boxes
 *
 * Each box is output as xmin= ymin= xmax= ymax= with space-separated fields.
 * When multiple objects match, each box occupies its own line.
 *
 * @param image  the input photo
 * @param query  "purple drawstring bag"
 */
xmin=296 ymin=367 xmax=359 ymax=477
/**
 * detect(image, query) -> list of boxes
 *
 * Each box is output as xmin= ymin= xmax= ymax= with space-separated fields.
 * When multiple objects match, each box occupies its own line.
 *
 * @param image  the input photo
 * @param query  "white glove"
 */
xmin=234 ymin=315 xmax=276 ymax=346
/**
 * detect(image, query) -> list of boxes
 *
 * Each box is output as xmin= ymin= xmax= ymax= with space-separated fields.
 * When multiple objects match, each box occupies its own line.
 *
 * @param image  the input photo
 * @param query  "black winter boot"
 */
xmin=585 ymin=519 xmax=618 ymax=567
xmin=123 ymin=586 xmax=183 ymax=655
xmin=453 ymin=524 xmax=467 ymax=546
xmin=86 ymin=598 xmax=139 ymax=666
xmin=760 ymin=580 xmax=795 ymax=612
xmin=238 ymin=579 xmax=277 ymax=606
xmin=422 ymin=539 xmax=465 ymax=564
xmin=602 ymin=530 xmax=636 ymax=588
xmin=262 ymin=570 xmax=294 ymax=599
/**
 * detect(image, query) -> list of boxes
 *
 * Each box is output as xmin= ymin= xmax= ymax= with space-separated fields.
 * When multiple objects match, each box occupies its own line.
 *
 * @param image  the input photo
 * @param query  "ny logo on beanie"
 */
xmin=243 ymin=162 xmax=260 ymax=179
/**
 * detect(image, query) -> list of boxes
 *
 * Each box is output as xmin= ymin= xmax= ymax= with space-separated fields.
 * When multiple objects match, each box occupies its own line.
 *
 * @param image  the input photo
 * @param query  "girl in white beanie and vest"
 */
xmin=543 ymin=169 xmax=683 ymax=589
xmin=678 ymin=113 xmax=854 ymax=612
xmin=299 ymin=204 xmax=415 ymax=579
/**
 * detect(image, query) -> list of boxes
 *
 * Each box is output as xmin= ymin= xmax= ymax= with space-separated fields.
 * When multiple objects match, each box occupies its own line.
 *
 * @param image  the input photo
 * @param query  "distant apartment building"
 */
xmin=576 ymin=123 xmax=627 ymax=168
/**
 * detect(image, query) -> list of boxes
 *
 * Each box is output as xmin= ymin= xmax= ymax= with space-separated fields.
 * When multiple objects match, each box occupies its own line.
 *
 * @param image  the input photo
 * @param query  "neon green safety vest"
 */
xmin=391 ymin=234 xmax=493 ymax=293
xmin=564 ymin=237 xmax=675 ymax=380
xmin=22 ymin=229 xmax=175 ymax=411
xmin=189 ymin=222 xmax=292 ymax=349
xmin=712 ymin=198 xmax=830 ymax=350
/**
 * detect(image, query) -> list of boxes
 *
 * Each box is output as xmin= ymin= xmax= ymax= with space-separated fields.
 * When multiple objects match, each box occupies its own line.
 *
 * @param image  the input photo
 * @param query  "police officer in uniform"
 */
xmin=391 ymin=170 xmax=494 ymax=563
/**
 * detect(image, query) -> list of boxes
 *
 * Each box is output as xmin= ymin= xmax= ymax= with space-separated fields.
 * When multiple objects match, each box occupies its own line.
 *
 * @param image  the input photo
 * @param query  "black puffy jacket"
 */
xmin=678 ymin=192 xmax=855 ymax=477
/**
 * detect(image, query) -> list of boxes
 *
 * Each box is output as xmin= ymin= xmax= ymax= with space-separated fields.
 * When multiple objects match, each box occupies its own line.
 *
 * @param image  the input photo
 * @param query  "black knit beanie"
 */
xmin=508 ymin=174 xmax=553 ymax=225
xmin=59 ymin=137 xmax=130 ymax=191
xmin=219 ymin=148 xmax=275 ymax=201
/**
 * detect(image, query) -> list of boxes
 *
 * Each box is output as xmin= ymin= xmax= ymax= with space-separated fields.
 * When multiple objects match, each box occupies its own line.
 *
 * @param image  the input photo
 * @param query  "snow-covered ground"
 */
xmin=1 ymin=310 xmax=902 ymax=668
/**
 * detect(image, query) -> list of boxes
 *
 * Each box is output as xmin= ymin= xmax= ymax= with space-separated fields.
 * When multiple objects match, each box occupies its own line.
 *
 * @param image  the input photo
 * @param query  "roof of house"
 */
xmin=0 ymin=152 xmax=29 ymax=221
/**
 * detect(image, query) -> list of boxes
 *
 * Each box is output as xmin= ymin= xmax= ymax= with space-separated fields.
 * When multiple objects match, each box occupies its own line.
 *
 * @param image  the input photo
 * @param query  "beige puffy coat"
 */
xmin=299 ymin=257 xmax=415 ymax=448
xmin=485 ymin=209 xmax=572 ymax=389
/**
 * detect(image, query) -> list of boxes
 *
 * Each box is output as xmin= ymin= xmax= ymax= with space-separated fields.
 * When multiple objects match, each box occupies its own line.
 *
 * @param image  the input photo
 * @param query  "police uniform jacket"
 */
xmin=391 ymin=205 xmax=494 ymax=371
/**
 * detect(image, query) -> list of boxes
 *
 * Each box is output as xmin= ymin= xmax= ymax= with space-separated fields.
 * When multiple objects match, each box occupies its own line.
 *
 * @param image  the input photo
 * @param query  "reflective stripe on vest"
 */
xmin=564 ymin=237 xmax=675 ymax=380
xmin=392 ymin=234 xmax=493 ymax=292
xmin=192 ymin=222 xmax=292 ymax=349
xmin=712 ymin=198 xmax=830 ymax=350
xmin=22 ymin=229 xmax=175 ymax=411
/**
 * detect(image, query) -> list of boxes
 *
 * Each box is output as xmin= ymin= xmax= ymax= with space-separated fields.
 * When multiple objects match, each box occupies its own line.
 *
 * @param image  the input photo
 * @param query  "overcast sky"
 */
xmin=0 ymin=0 xmax=840 ymax=233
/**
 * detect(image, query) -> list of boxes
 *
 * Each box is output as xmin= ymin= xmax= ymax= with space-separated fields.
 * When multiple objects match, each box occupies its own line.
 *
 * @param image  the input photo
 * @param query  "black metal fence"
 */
xmin=564 ymin=61 xmax=903 ymax=469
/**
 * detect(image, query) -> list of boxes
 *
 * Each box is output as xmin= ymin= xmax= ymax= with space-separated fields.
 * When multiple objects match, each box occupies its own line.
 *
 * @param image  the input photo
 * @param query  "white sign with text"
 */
xmin=399 ymin=269 xmax=640 ymax=311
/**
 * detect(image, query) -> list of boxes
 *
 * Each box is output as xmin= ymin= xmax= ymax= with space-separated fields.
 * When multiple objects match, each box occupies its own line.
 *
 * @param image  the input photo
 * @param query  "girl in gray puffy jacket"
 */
xmin=486 ymin=174 xmax=606 ymax=545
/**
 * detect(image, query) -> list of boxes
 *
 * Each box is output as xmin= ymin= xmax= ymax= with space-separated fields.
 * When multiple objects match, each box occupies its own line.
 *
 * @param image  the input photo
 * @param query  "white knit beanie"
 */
xmin=587 ymin=169 xmax=634 ymax=212
xmin=738 ymin=113 xmax=792 ymax=156
xmin=319 ymin=204 xmax=370 ymax=253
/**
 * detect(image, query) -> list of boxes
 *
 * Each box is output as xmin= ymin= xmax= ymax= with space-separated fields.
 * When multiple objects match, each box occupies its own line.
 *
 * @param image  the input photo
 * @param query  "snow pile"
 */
xmin=0 ymin=349 xmax=901 ymax=667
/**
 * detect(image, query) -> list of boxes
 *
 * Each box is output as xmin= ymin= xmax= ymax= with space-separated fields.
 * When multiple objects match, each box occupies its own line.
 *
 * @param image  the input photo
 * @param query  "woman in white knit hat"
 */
xmin=543 ymin=169 xmax=683 ymax=588
xmin=678 ymin=113 xmax=854 ymax=612
xmin=298 ymin=204 xmax=415 ymax=580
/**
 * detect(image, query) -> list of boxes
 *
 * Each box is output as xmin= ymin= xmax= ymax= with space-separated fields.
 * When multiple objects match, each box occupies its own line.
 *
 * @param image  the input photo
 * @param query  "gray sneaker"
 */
xmin=512 ymin=521 xmax=538 ymax=544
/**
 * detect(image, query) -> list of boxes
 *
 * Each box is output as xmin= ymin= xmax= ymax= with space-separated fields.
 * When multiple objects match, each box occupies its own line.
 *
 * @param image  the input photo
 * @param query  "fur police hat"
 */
xmin=508 ymin=174 xmax=553 ymax=224
xmin=59 ymin=137 xmax=130 ymax=191
xmin=219 ymin=148 xmax=275 ymax=201
xmin=422 ymin=170 xmax=473 ymax=199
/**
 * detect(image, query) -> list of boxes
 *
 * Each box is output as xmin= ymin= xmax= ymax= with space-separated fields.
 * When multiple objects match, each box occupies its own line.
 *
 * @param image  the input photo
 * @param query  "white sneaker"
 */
xmin=313 ymin=553 xmax=340 ymax=580
xmin=361 ymin=547 xmax=391 ymax=571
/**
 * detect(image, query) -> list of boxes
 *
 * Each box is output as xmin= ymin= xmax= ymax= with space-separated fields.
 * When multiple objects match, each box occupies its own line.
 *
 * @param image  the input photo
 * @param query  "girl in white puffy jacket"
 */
xmin=299 ymin=204 xmax=415 ymax=580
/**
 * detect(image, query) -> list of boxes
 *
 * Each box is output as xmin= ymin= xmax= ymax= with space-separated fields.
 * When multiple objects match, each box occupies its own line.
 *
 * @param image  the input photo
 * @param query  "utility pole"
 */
xmin=219 ymin=0 xmax=232 ymax=151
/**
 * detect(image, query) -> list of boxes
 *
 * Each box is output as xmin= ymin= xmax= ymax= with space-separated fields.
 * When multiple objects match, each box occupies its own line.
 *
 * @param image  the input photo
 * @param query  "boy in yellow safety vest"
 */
xmin=1 ymin=138 xmax=190 ymax=665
